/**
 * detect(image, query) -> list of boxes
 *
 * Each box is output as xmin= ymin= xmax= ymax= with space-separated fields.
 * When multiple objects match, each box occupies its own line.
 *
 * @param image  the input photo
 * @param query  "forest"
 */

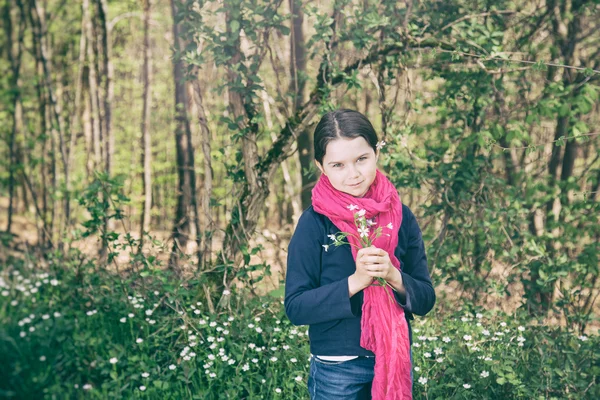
xmin=0 ymin=0 xmax=599 ymax=398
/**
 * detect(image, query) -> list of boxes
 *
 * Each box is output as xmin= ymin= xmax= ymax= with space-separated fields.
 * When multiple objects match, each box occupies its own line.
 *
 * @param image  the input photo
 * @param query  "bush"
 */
xmin=0 ymin=256 xmax=598 ymax=399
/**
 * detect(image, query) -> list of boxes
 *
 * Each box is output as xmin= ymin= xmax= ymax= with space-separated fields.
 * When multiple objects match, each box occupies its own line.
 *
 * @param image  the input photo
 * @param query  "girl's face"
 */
xmin=315 ymin=136 xmax=379 ymax=198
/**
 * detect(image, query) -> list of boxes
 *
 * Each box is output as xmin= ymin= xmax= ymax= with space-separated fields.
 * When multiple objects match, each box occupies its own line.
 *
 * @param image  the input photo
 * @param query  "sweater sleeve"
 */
xmin=394 ymin=209 xmax=436 ymax=317
xmin=284 ymin=210 xmax=357 ymax=326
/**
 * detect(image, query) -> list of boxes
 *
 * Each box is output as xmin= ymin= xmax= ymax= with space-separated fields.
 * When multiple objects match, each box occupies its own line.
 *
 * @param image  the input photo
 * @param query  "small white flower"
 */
xmin=347 ymin=204 xmax=359 ymax=211
xmin=412 ymin=343 xmax=420 ymax=348
xmin=322 ymin=244 xmax=329 ymax=252
xmin=242 ymin=363 xmax=250 ymax=371
xmin=484 ymin=357 xmax=492 ymax=361
xmin=40 ymin=355 xmax=46 ymax=361
xmin=255 ymin=327 xmax=263 ymax=333
xmin=418 ymin=377 xmax=428 ymax=385
xmin=136 ymin=338 xmax=143 ymax=343
xmin=119 ymin=317 xmax=127 ymax=323
xmin=376 ymin=140 xmax=386 ymax=150
xmin=252 ymin=358 xmax=258 ymax=363
xmin=434 ymin=348 xmax=443 ymax=355
xmin=290 ymin=358 xmax=297 ymax=363
xmin=481 ymin=371 xmax=489 ymax=378
xmin=295 ymin=376 xmax=303 ymax=382
xmin=518 ymin=326 xmax=525 ymax=332
xmin=145 ymin=309 xmax=153 ymax=316
xmin=476 ymin=313 xmax=483 ymax=319
xmin=228 ymin=359 xmax=235 ymax=365
xmin=357 ymin=209 xmax=366 ymax=217
xmin=83 ymin=384 xmax=92 ymax=390
xmin=109 ymin=357 xmax=118 ymax=364
xmin=517 ymin=336 xmax=526 ymax=342
xmin=142 ymin=372 xmax=150 ymax=378
xmin=500 ymin=322 xmax=507 ymax=327
xmin=139 ymin=385 xmax=146 ymax=391
xmin=578 ymin=335 xmax=588 ymax=341
xmin=209 ymin=321 xmax=217 ymax=327
xmin=270 ymin=357 xmax=278 ymax=362
xmin=275 ymin=388 xmax=282 ymax=394
xmin=327 ymin=234 xmax=337 ymax=241
xmin=386 ymin=223 xmax=393 ymax=230
xmin=169 ymin=364 xmax=176 ymax=370
xmin=414 ymin=366 xmax=420 ymax=372
xmin=248 ymin=324 xmax=255 ymax=329
xmin=463 ymin=335 xmax=472 ymax=341
xmin=223 ymin=289 xmax=231 ymax=296
xmin=208 ymin=355 xmax=216 ymax=360
xmin=463 ymin=384 xmax=471 ymax=389
xmin=461 ymin=317 xmax=469 ymax=322
xmin=357 ymin=226 xmax=369 ymax=238
xmin=424 ymin=352 xmax=431 ymax=358
xmin=128 ymin=313 xmax=134 ymax=318
xmin=482 ymin=330 xmax=490 ymax=336
xmin=442 ymin=336 xmax=451 ymax=343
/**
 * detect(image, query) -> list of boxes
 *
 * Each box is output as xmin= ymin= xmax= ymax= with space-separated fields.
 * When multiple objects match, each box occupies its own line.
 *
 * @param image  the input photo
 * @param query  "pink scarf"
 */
xmin=312 ymin=169 xmax=412 ymax=400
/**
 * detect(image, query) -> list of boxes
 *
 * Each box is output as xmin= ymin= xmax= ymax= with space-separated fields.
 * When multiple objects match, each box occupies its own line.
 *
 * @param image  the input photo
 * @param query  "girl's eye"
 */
xmin=333 ymin=163 xmax=342 ymax=168
xmin=358 ymin=156 xmax=367 ymax=162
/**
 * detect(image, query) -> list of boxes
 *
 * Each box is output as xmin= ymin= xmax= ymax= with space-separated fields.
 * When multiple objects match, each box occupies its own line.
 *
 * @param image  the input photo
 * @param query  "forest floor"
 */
xmin=1 ymin=196 xmax=598 ymax=333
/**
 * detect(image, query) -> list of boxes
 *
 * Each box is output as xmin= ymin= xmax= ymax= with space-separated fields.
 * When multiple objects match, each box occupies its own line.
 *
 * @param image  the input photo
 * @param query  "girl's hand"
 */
xmin=356 ymin=246 xmax=400 ymax=283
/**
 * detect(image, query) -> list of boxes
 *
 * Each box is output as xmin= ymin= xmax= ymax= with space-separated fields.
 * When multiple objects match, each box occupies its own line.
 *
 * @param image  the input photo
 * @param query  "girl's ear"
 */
xmin=315 ymin=160 xmax=325 ymax=175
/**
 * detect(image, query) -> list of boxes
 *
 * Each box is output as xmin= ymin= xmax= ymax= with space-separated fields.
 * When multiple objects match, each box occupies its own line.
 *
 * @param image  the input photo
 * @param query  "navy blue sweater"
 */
xmin=284 ymin=204 xmax=435 ymax=357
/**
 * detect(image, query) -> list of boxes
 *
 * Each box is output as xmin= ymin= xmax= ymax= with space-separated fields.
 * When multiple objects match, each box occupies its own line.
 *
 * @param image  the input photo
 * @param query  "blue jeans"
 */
xmin=307 ymin=354 xmax=413 ymax=400
xmin=308 ymin=356 xmax=375 ymax=400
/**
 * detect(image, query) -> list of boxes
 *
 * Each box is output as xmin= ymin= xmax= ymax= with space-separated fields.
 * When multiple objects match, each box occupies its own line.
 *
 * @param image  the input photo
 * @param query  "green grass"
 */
xmin=0 ymin=256 xmax=598 ymax=399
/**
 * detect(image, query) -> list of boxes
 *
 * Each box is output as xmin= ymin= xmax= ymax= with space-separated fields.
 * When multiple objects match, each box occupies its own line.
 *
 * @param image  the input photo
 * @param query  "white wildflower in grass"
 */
xmin=242 ymin=364 xmax=250 ymax=371
xmin=418 ymin=336 xmax=427 ymax=341
xmin=376 ymin=140 xmax=386 ymax=150
xmin=209 ymin=372 xmax=216 ymax=378
xmin=252 ymin=358 xmax=258 ymax=364
xmin=136 ymin=338 xmax=143 ymax=344
xmin=442 ymin=336 xmax=451 ymax=343
xmin=283 ymin=345 xmax=290 ymax=350
xmin=169 ymin=364 xmax=176 ymax=370
xmin=223 ymin=289 xmax=231 ymax=296
xmin=413 ymin=328 xmax=420 ymax=333
xmin=40 ymin=356 xmax=46 ymax=362
xmin=481 ymin=371 xmax=489 ymax=378
xmin=11 ymin=300 xmax=18 ymax=306
xmin=295 ymin=376 xmax=303 ymax=382
xmin=199 ymin=319 xmax=207 ymax=325
xmin=275 ymin=388 xmax=282 ymax=394
xmin=434 ymin=348 xmax=443 ymax=355
xmin=484 ymin=357 xmax=492 ymax=361
xmin=109 ymin=357 xmax=118 ymax=364
xmin=148 ymin=319 xmax=156 ymax=325
xmin=209 ymin=321 xmax=217 ymax=327
xmin=128 ymin=313 xmax=134 ymax=318
xmin=500 ymin=322 xmax=507 ymax=327
xmin=20 ymin=331 xmax=26 ymax=338
xmin=495 ymin=332 xmax=504 ymax=336
xmin=83 ymin=384 xmax=92 ymax=390
xmin=414 ymin=367 xmax=420 ymax=372
xmin=142 ymin=372 xmax=150 ymax=378
xmin=248 ymin=343 xmax=256 ymax=349
xmin=145 ymin=309 xmax=153 ymax=316
xmin=228 ymin=359 xmax=235 ymax=365
xmin=436 ymin=358 xmax=443 ymax=363
xmin=248 ymin=324 xmax=255 ymax=329
xmin=1 ymin=290 xmax=9 ymax=296
xmin=517 ymin=336 xmax=526 ymax=343
xmin=424 ymin=352 xmax=432 ymax=358
xmin=207 ymin=336 xmax=215 ymax=343
xmin=194 ymin=309 xmax=201 ymax=315
xmin=463 ymin=384 xmax=471 ymax=389
xmin=208 ymin=354 xmax=216 ymax=360
xmin=413 ymin=343 xmax=420 ymax=348
xmin=228 ymin=316 xmax=235 ymax=322
xmin=418 ymin=377 xmax=428 ymax=385
xmin=270 ymin=357 xmax=278 ymax=362
xmin=290 ymin=358 xmax=297 ymax=363
xmin=255 ymin=327 xmax=263 ymax=333
xmin=461 ymin=317 xmax=469 ymax=322
xmin=518 ymin=326 xmax=525 ymax=332
xmin=578 ymin=335 xmax=588 ymax=341
xmin=42 ymin=314 xmax=50 ymax=320
xmin=139 ymin=385 xmax=146 ymax=391
xmin=463 ymin=335 xmax=472 ymax=341
xmin=217 ymin=337 xmax=224 ymax=342
xmin=476 ymin=313 xmax=483 ymax=319
xmin=482 ymin=329 xmax=490 ymax=336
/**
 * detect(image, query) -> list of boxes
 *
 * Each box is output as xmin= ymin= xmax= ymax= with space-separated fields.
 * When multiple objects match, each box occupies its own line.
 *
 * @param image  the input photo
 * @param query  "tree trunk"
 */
xmin=169 ymin=0 xmax=193 ymax=270
xmin=139 ymin=0 xmax=152 ymax=250
xmin=289 ymin=0 xmax=313 ymax=211
xmin=3 ymin=0 xmax=25 ymax=234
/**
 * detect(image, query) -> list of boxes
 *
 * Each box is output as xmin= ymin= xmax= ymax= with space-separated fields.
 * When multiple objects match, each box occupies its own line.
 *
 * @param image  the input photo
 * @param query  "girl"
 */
xmin=284 ymin=109 xmax=436 ymax=400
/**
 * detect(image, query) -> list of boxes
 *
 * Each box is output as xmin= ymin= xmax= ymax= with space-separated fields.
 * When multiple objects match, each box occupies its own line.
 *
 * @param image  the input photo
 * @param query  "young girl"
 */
xmin=284 ymin=109 xmax=436 ymax=400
